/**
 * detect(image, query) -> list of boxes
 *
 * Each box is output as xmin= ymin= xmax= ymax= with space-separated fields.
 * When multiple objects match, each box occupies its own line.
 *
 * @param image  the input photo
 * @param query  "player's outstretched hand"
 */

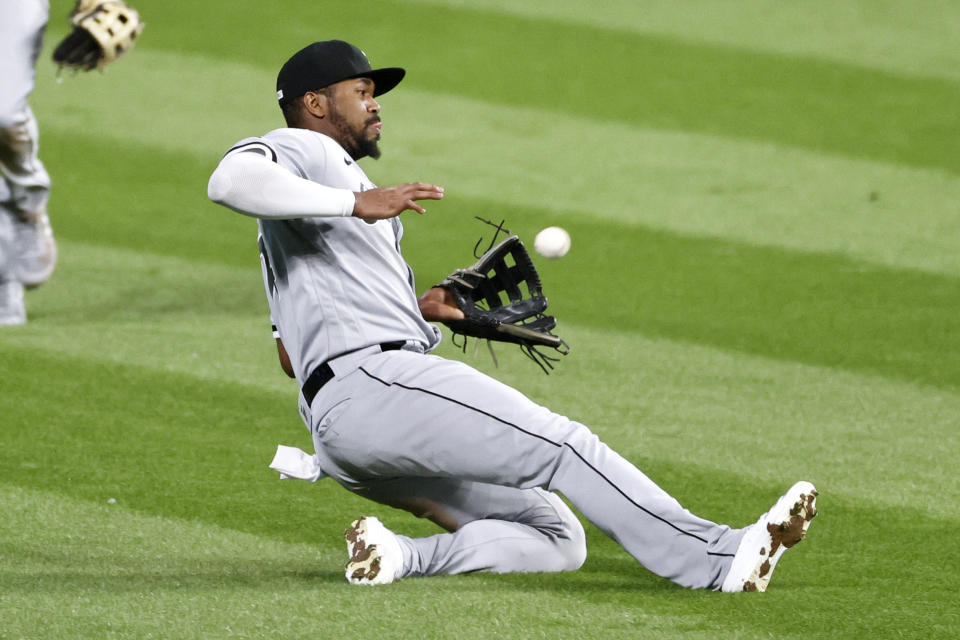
xmin=353 ymin=183 xmax=444 ymax=220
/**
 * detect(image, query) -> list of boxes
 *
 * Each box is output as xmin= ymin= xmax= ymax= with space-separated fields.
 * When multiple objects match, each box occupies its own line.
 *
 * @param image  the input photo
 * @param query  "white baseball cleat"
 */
xmin=13 ymin=209 xmax=57 ymax=287
xmin=721 ymin=481 xmax=818 ymax=593
xmin=344 ymin=516 xmax=403 ymax=585
xmin=0 ymin=279 xmax=26 ymax=325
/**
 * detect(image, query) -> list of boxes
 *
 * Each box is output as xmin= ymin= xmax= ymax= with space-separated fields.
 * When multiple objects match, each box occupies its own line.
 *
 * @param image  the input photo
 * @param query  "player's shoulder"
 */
xmin=222 ymin=128 xmax=335 ymax=163
xmin=265 ymin=129 xmax=355 ymax=177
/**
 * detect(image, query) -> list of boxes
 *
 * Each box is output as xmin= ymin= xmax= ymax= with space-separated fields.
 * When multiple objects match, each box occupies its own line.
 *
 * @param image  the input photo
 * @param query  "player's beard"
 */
xmin=328 ymin=100 xmax=381 ymax=160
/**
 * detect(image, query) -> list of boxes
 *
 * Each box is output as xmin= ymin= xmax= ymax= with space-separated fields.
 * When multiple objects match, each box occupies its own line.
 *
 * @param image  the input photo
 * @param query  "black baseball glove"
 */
xmin=438 ymin=234 xmax=569 ymax=372
xmin=52 ymin=1 xmax=144 ymax=72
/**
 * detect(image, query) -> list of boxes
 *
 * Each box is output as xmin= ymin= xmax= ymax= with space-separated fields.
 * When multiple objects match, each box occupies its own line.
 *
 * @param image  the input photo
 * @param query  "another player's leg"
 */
xmin=0 ymin=277 xmax=26 ymax=325
xmin=0 ymin=206 xmax=26 ymax=325
xmin=11 ymin=206 xmax=56 ymax=287
xmin=339 ymin=477 xmax=586 ymax=584
xmin=0 ymin=106 xmax=56 ymax=288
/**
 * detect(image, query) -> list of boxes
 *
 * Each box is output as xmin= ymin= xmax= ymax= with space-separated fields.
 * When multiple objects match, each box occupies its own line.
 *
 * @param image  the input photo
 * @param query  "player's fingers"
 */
xmin=412 ymin=189 xmax=445 ymax=201
xmin=405 ymin=200 xmax=427 ymax=214
xmin=409 ymin=182 xmax=444 ymax=196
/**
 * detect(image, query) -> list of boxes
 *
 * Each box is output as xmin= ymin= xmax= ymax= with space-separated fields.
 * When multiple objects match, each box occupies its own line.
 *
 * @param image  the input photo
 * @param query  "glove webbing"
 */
xmin=441 ymin=235 xmax=568 ymax=373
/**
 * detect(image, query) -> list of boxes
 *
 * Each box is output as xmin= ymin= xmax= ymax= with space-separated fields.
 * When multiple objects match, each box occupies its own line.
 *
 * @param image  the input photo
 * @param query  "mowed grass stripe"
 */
xmin=4 ymin=241 xmax=294 ymax=395
xmin=382 ymin=6 xmax=960 ymax=174
xmin=36 ymin=133 xmax=259 ymax=270
xmin=415 ymin=0 xmax=960 ymax=82
xmin=119 ymin=0 xmax=960 ymax=173
xmin=0 ymin=485 xmax=435 ymax=640
xmin=32 ymin=52 xmax=960 ymax=276
xmin=383 ymin=89 xmax=960 ymax=277
xmin=0 ymin=342 xmax=341 ymax=545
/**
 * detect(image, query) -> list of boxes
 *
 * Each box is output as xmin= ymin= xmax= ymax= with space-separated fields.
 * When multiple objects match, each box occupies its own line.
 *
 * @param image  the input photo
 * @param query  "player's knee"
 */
xmin=555 ymin=511 xmax=587 ymax=571
xmin=542 ymin=491 xmax=586 ymax=571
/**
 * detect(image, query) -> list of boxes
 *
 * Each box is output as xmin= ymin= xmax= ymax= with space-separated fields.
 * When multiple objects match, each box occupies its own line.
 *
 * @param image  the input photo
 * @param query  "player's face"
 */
xmin=327 ymin=78 xmax=382 ymax=160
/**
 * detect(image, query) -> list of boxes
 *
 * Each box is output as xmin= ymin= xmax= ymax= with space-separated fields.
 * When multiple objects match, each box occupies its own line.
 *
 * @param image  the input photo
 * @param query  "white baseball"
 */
xmin=534 ymin=226 xmax=571 ymax=259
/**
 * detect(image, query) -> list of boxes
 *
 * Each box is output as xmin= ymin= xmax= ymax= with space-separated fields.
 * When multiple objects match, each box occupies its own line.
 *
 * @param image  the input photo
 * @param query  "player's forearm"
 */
xmin=207 ymin=152 xmax=356 ymax=219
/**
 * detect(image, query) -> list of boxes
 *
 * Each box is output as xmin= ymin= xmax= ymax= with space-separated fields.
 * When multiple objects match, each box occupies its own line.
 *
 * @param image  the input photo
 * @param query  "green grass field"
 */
xmin=2 ymin=0 xmax=958 ymax=637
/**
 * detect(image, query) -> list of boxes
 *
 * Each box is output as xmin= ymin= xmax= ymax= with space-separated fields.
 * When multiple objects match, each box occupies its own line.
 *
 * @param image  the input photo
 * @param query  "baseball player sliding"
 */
xmin=207 ymin=40 xmax=818 ymax=592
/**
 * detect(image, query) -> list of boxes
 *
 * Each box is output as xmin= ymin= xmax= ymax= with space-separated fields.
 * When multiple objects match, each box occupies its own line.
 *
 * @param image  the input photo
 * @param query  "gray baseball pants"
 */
xmin=1 ymin=0 xmax=50 ymax=219
xmin=308 ymin=347 xmax=745 ymax=589
xmin=0 ymin=105 xmax=51 ymax=218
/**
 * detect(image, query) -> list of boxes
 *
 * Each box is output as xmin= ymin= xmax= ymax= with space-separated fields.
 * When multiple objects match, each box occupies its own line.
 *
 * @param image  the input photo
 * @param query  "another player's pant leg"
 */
xmin=345 ymin=477 xmax=586 ymax=577
xmin=0 ymin=105 xmax=51 ymax=217
xmin=0 ymin=0 xmax=50 ymax=219
xmin=0 ymin=209 xmax=26 ymax=325
xmin=0 ymin=203 xmax=14 ymax=274
xmin=0 ymin=105 xmax=55 ymax=287
xmin=311 ymin=351 xmax=744 ymax=589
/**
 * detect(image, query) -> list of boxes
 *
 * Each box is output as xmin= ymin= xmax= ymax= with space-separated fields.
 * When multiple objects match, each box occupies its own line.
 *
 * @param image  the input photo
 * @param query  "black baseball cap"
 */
xmin=276 ymin=40 xmax=405 ymax=104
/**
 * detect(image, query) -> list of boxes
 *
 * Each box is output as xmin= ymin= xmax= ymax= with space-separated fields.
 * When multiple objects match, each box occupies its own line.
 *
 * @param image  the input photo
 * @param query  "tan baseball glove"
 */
xmin=52 ymin=0 xmax=145 ymax=71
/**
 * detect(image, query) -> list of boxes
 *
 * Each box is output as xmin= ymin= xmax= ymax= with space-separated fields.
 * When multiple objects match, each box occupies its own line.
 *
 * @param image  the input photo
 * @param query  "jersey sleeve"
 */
xmin=207 ymin=136 xmax=355 ymax=219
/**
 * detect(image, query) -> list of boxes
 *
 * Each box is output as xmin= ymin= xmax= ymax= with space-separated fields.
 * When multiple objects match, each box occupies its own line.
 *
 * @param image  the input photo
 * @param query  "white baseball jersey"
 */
xmin=217 ymin=128 xmax=441 ymax=387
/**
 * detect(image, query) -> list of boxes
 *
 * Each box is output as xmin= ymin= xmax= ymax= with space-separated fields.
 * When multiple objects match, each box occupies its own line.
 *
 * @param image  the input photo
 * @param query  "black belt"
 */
xmin=302 ymin=341 xmax=406 ymax=406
